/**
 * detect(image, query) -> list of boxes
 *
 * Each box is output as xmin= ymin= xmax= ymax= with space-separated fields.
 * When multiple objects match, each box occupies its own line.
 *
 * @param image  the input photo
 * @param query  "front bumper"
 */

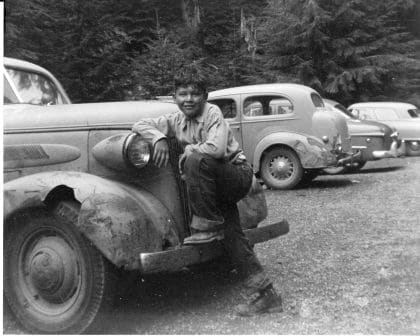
xmin=138 ymin=219 xmax=289 ymax=274
xmin=336 ymin=150 xmax=363 ymax=166
xmin=372 ymin=133 xmax=406 ymax=159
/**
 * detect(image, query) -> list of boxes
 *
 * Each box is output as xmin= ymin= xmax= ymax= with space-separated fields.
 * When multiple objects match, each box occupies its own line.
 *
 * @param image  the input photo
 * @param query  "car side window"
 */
xmin=208 ymin=98 xmax=237 ymax=119
xmin=243 ymin=95 xmax=293 ymax=117
xmin=358 ymin=108 xmax=377 ymax=120
xmin=6 ymin=68 xmax=65 ymax=105
xmin=408 ymin=109 xmax=419 ymax=118
xmin=3 ymin=74 xmax=19 ymax=104
xmin=373 ymin=108 xmax=398 ymax=120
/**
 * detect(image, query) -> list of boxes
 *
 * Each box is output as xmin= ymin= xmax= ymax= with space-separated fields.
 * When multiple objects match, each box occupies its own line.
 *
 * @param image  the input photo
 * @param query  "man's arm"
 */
xmin=132 ymin=114 xmax=176 ymax=167
xmin=132 ymin=114 xmax=177 ymax=145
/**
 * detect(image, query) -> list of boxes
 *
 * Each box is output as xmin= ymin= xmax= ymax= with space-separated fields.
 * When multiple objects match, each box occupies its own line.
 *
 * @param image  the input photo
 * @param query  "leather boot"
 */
xmin=234 ymin=285 xmax=283 ymax=316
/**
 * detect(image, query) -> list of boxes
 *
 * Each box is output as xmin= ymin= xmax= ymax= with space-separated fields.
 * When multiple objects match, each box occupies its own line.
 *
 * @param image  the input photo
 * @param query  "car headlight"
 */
xmin=124 ymin=133 xmax=150 ymax=168
xmin=409 ymin=141 xmax=420 ymax=151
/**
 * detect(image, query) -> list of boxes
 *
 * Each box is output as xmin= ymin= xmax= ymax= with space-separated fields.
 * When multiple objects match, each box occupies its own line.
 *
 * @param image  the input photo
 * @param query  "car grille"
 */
xmin=167 ymin=137 xmax=191 ymax=234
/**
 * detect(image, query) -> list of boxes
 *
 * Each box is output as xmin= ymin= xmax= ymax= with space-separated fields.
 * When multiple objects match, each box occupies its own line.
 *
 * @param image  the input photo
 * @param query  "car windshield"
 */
xmin=6 ymin=67 xmax=66 ymax=105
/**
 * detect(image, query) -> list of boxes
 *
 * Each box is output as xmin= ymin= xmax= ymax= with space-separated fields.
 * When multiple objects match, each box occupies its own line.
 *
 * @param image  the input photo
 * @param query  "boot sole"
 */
xmin=183 ymin=235 xmax=224 ymax=245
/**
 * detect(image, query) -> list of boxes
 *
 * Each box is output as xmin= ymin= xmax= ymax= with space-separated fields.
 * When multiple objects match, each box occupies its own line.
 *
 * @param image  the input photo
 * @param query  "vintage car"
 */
xmin=208 ymin=84 xmax=358 ymax=189
xmin=3 ymin=57 xmax=289 ymax=333
xmin=348 ymin=102 xmax=420 ymax=156
xmin=322 ymin=99 xmax=405 ymax=174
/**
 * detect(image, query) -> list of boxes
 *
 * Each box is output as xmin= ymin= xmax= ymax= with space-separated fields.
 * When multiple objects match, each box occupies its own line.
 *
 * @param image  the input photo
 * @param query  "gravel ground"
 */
xmin=4 ymin=157 xmax=420 ymax=334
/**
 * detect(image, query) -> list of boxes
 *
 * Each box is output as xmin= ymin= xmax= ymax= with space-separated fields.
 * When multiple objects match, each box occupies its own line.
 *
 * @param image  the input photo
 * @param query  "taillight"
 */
xmin=124 ymin=133 xmax=150 ymax=168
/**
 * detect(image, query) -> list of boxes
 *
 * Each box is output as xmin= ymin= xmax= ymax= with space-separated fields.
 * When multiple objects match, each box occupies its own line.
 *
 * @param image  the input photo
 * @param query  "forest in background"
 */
xmin=4 ymin=0 xmax=420 ymax=106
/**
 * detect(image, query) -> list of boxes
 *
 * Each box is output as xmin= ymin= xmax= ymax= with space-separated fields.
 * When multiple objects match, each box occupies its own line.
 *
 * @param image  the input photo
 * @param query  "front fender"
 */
xmin=4 ymin=171 xmax=180 ymax=270
xmin=253 ymin=132 xmax=337 ymax=172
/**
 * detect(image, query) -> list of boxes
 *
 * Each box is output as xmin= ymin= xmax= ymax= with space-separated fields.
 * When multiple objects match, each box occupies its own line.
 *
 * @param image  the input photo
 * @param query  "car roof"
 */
xmin=209 ymin=83 xmax=318 ymax=97
xmin=4 ymin=57 xmax=53 ymax=76
xmin=349 ymin=102 xmax=417 ymax=109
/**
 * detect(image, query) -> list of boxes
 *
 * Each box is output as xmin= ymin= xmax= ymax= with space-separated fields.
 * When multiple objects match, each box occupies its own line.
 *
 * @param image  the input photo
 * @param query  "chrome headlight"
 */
xmin=124 ymin=133 xmax=150 ymax=168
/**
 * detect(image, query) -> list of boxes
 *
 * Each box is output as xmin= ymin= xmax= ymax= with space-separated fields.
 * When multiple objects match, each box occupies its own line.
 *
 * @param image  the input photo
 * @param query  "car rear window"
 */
xmin=208 ymin=98 xmax=237 ymax=118
xmin=310 ymin=93 xmax=324 ymax=107
xmin=243 ymin=95 xmax=294 ymax=117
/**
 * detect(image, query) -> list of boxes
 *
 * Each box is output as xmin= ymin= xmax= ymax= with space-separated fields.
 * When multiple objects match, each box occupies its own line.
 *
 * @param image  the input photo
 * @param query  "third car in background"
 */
xmin=348 ymin=102 xmax=420 ymax=156
xmin=323 ymin=99 xmax=405 ymax=174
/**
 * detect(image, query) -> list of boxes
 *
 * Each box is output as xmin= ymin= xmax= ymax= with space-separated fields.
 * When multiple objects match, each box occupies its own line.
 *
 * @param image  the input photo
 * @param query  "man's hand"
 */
xmin=153 ymin=139 xmax=170 ymax=168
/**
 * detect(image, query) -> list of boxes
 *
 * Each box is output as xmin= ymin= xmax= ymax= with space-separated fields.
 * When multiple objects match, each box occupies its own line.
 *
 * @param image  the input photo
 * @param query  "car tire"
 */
xmin=260 ymin=147 xmax=303 ymax=190
xmin=406 ymin=141 xmax=420 ymax=156
xmin=4 ymin=201 xmax=115 ymax=334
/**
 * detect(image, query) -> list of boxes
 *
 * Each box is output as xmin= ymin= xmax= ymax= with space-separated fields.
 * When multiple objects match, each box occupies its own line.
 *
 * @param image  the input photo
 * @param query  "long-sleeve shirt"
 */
xmin=132 ymin=102 xmax=242 ymax=161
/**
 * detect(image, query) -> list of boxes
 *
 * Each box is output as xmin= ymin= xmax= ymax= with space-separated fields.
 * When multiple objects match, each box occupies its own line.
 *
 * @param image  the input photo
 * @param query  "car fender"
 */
xmin=3 ymin=171 xmax=181 ymax=270
xmin=252 ymin=132 xmax=337 ymax=171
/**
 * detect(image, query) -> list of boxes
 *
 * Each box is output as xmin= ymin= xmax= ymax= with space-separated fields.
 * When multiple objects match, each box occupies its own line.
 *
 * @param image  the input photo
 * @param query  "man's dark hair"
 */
xmin=173 ymin=65 xmax=208 ymax=94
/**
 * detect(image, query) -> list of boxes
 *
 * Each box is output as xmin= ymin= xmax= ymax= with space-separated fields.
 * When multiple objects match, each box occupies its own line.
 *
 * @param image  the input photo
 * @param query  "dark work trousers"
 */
xmin=183 ymin=152 xmax=272 ymax=294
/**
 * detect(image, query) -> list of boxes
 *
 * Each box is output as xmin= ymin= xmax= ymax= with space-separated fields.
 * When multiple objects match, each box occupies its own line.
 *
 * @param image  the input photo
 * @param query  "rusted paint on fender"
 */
xmin=253 ymin=132 xmax=337 ymax=171
xmin=3 ymin=171 xmax=180 ymax=270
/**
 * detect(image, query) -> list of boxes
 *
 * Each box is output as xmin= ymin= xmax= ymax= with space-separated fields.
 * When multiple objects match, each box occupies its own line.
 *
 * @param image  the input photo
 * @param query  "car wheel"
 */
xmin=260 ymin=147 xmax=303 ymax=190
xmin=406 ymin=141 xmax=420 ymax=156
xmin=4 ymin=201 xmax=115 ymax=334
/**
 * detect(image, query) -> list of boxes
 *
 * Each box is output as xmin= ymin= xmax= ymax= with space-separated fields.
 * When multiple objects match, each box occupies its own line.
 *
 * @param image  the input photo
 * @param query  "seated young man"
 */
xmin=132 ymin=67 xmax=283 ymax=316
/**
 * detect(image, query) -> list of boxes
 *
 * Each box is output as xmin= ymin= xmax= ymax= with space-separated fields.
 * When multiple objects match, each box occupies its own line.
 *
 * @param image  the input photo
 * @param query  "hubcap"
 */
xmin=269 ymin=155 xmax=293 ymax=179
xmin=27 ymin=236 xmax=78 ymax=304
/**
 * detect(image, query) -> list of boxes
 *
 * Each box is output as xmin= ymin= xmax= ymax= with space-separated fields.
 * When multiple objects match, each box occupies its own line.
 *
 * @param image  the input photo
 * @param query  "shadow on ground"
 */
xmin=355 ymin=165 xmax=406 ymax=174
xmin=88 ymin=259 xmax=241 ymax=334
xmin=299 ymin=178 xmax=354 ymax=189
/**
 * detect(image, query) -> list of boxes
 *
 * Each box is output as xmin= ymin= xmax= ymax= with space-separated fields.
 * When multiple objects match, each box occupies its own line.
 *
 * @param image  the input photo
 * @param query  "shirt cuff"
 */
xmin=152 ymin=135 xmax=167 ymax=147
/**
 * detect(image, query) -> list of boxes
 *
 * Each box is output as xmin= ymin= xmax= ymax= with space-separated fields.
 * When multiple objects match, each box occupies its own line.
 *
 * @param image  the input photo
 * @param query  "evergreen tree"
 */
xmin=5 ymin=0 xmax=155 ymax=102
xmin=259 ymin=0 xmax=420 ymax=105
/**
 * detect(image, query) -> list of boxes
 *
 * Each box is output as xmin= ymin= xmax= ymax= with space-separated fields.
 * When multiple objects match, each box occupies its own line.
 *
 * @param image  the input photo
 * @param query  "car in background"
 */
xmin=4 ymin=57 xmax=71 ymax=105
xmin=323 ymin=99 xmax=405 ymax=174
xmin=348 ymin=102 xmax=420 ymax=156
xmin=3 ymin=58 xmax=289 ymax=333
xmin=208 ymin=84 xmax=358 ymax=189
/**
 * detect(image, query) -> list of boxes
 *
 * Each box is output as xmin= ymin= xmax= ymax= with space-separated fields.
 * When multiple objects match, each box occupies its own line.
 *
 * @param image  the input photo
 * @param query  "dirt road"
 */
xmin=4 ymin=157 xmax=420 ymax=334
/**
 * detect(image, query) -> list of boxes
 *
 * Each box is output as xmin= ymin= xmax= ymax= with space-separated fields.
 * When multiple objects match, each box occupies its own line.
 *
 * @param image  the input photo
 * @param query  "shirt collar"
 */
xmin=179 ymin=103 xmax=207 ymax=129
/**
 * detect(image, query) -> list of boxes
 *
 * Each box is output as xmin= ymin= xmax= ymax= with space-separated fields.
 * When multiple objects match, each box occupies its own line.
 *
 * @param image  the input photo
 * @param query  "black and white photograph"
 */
xmin=3 ymin=0 xmax=420 ymax=334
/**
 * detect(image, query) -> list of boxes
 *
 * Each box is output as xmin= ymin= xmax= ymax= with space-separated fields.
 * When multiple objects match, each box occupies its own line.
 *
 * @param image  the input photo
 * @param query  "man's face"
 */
xmin=174 ymin=85 xmax=207 ymax=118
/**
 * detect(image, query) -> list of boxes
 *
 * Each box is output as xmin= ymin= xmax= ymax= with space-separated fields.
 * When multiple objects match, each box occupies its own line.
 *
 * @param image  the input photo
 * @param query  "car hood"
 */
xmin=346 ymin=119 xmax=393 ymax=137
xmin=4 ymin=101 xmax=179 ymax=131
xmin=376 ymin=119 xmax=420 ymax=140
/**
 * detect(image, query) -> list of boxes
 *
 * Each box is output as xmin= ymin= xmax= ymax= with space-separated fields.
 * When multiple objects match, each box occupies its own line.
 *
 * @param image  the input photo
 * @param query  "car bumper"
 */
xmin=372 ymin=133 xmax=406 ymax=159
xmin=138 ymin=220 xmax=289 ymax=274
xmin=336 ymin=150 xmax=363 ymax=166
